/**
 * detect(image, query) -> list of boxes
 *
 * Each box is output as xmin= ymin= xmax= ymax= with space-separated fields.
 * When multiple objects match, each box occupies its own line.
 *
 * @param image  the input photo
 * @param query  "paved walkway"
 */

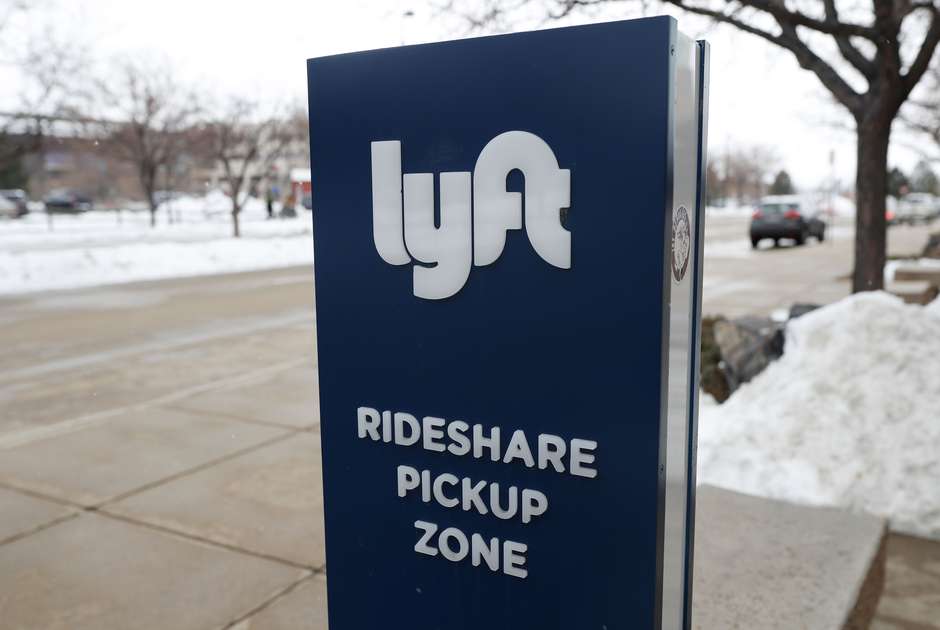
xmin=0 ymin=216 xmax=937 ymax=628
xmin=0 ymin=270 xmax=326 ymax=629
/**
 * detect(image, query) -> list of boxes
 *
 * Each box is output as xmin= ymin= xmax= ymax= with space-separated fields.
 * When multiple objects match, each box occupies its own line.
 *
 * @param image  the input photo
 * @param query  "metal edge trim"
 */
xmin=681 ymin=38 xmax=710 ymax=630
xmin=654 ymin=17 xmax=680 ymax=630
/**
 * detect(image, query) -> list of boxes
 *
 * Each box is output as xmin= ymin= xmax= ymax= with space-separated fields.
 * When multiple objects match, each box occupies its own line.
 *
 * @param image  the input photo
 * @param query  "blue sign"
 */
xmin=308 ymin=16 xmax=709 ymax=630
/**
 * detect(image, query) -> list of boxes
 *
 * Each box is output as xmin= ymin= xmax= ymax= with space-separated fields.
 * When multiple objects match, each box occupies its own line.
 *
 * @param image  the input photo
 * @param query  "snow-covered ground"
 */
xmin=0 ymin=191 xmax=313 ymax=295
xmin=698 ymin=292 xmax=940 ymax=539
xmin=706 ymin=203 xmax=755 ymax=217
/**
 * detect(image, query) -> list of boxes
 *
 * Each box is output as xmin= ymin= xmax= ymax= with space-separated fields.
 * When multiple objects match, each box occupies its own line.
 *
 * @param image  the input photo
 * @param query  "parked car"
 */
xmin=0 ymin=189 xmax=29 ymax=218
xmin=0 ymin=195 xmax=17 ymax=218
xmin=43 ymin=189 xmax=93 ymax=213
xmin=750 ymin=195 xmax=826 ymax=248
xmin=895 ymin=193 xmax=939 ymax=225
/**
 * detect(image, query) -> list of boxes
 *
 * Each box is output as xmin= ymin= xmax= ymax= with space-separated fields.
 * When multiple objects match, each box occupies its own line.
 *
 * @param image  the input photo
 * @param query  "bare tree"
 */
xmin=706 ymin=143 xmax=781 ymax=204
xmin=727 ymin=144 xmax=781 ymax=202
xmin=443 ymin=0 xmax=940 ymax=292
xmin=1 ymin=21 xmax=91 ymax=189
xmin=98 ymin=59 xmax=200 ymax=227
xmin=204 ymin=99 xmax=295 ymax=237
xmin=0 ymin=0 xmax=34 ymax=53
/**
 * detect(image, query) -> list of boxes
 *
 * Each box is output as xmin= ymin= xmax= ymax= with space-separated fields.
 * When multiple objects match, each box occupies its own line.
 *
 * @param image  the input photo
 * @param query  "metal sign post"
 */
xmin=308 ymin=16 xmax=709 ymax=630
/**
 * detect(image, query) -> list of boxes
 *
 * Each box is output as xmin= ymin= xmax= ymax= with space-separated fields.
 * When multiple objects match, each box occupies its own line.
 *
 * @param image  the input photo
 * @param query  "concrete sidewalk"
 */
xmin=0 ymin=270 xmax=325 ymax=629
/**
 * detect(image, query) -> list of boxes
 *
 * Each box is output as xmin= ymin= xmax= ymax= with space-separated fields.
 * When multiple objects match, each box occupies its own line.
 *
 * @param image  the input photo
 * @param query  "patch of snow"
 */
xmin=884 ymin=260 xmax=900 ymax=283
xmin=698 ymin=292 xmax=940 ymax=539
xmin=770 ymin=307 xmax=789 ymax=323
xmin=0 ymin=197 xmax=313 ymax=294
xmin=706 ymin=204 xmax=754 ymax=217
xmin=928 ymin=295 xmax=940 ymax=318
xmin=156 ymin=188 xmax=275 ymax=221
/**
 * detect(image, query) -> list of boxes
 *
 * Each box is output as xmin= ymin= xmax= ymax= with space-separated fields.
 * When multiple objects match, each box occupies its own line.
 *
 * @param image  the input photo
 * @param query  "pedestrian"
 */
xmin=265 ymin=186 xmax=275 ymax=220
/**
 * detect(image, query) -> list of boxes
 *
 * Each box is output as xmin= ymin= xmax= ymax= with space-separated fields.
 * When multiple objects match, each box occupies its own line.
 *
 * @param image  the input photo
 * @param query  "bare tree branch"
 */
xmin=545 ymin=0 xmax=878 ymax=38
xmin=741 ymin=0 xmax=876 ymax=39
xmin=655 ymin=0 xmax=866 ymax=111
xmin=902 ymin=4 xmax=940 ymax=96
xmin=823 ymin=0 xmax=877 ymax=78
xmin=773 ymin=11 xmax=865 ymax=114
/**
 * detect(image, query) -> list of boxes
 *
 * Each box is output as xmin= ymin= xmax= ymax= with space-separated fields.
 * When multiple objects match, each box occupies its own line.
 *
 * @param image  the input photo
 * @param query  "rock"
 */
xmin=705 ymin=304 xmax=823 ymax=402
xmin=701 ymin=316 xmax=731 ymax=403
xmin=788 ymin=303 xmax=821 ymax=320
xmin=713 ymin=317 xmax=784 ymax=392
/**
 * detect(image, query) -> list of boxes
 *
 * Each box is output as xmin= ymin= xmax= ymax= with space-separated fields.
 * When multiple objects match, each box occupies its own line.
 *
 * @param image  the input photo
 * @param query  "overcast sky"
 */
xmin=4 ymin=0 xmax=932 ymax=192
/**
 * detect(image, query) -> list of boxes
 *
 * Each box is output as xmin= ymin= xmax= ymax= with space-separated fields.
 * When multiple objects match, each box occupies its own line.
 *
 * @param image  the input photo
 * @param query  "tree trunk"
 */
xmin=232 ymin=206 xmax=241 ymax=238
xmin=852 ymin=116 xmax=891 ymax=293
xmin=143 ymin=171 xmax=158 ymax=229
xmin=148 ymin=192 xmax=157 ymax=228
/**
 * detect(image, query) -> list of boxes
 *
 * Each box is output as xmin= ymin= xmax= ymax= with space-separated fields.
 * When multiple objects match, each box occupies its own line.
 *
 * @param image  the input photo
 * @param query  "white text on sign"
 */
xmin=356 ymin=406 xmax=599 ymax=578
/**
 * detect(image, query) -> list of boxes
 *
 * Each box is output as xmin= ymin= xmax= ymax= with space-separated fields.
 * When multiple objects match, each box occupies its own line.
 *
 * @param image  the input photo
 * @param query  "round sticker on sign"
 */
xmin=671 ymin=205 xmax=691 ymax=282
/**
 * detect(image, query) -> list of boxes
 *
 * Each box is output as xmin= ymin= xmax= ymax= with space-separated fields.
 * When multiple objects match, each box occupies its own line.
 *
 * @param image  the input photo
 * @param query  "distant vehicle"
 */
xmin=750 ymin=195 xmax=826 ymax=248
xmin=0 ymin=189 xmax=29 ymax=218
xmin=0 ymin=194 xmax=17 ymax=219
xmin=43 ymin=189 xmax=93 ymax=213
xmin=895 ymin=193 xmax=938 ymax=225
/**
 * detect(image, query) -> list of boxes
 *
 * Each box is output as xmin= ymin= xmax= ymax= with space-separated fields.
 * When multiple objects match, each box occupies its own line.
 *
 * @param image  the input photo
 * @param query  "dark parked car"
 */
xmin=43 ymin=189 xmax=93 ymax=213
xmin=0 ymin=189 xmax=29 ymax=218
xmin=750 ymin=195 xmax=826 ymax=248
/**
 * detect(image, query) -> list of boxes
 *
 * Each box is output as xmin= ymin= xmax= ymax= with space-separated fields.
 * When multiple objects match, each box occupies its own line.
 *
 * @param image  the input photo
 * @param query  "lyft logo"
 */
xmin=371 ymin=131 xmax=571 ymax=299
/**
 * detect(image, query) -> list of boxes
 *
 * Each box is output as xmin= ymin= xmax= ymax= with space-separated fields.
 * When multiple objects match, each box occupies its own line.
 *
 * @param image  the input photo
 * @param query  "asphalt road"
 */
xmin=0 ymin=214 xmax=936 ymax=629
xmin=702 ymin=214 xmax=934 ymax=317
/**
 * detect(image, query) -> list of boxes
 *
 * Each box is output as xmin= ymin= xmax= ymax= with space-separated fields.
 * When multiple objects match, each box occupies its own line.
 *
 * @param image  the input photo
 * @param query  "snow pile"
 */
xmin=0 ymin=208 xmax=313 ymax=294
xmin=928 ymin=295 xmax=940 ymax=318
xmin=698 ymin=292 xmax=940 ymax=539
